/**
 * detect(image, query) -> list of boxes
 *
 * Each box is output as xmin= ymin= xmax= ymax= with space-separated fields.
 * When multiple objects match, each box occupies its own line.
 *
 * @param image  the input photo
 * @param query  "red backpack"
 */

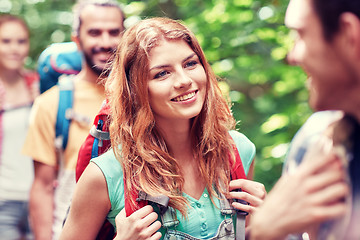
xmin=76 ymin=101 xmax=247 ymax=239
xmin=76 ymin=99 xmax=111 ymax=182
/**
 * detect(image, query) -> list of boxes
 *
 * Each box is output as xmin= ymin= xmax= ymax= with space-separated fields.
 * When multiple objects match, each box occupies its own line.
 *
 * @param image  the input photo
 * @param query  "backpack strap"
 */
xmin=136 ymin=191 xmax=170 ymax=215
xmin=228 ymin=130 xmax=247 ymax=180
xmin=229 ymin=131 xmax=248 ymax=240
xmin=76 ymin=100 xmax=111 ymax=181
xmin=55 ymin=75 xmax=74 ymax=150
xmin=226 ymin=144 xmax=247 ymax=240
xmin=123 ymin=184 xmax=169 ymax=217
xmin=24 ymin=71 xmax=39 ymax=102
xmin=124 ymin=131 xmax=248 ymax=240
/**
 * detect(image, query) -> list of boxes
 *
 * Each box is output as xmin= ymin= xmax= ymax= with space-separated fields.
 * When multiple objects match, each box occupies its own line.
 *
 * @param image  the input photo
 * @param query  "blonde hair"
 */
xmin=106 ymin=17 xmax=236 ymax=215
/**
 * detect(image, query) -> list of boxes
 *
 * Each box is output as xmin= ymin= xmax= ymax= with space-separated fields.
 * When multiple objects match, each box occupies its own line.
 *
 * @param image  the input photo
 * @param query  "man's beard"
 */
xmin=82 ymin=46 xmax=116 ymax=77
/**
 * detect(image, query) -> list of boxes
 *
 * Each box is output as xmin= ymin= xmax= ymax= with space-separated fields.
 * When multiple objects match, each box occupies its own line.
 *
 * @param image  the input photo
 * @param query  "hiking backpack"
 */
xmin=76 ymin=99 xmax=111 ymax=182
xmin=37 ymin=42 xmax=83 ymax=151
xmin=37 ymin=42 xmax=82 ymax=94
xmin=76 ymin=101 xmax=249 ymax=240
xmin=54 ymin=75 xmax=75 ymax=151
xmin=36 ymin=41 xmax=87 ymax=152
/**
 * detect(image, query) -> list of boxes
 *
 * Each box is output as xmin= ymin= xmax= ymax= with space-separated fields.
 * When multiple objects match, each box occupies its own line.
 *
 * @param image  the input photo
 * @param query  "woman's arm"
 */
xmin=60 ymin=162 xmax=111 ymax=240
xmin=246 ymin=160 xmax=255 ymax=180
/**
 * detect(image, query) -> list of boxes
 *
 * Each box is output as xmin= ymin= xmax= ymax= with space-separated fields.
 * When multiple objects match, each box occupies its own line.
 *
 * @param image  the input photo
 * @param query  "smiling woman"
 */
xmin=60 ymin=17 xmax=266 ymax=240
xmin=0 ymin=14 xmax=39 ymax=240
xmin=148 ymin=40 xmax=207 ymax=122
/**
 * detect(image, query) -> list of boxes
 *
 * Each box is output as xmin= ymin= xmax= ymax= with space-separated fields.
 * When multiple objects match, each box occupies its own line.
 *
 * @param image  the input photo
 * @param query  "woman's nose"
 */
xmin=174 ymin=70 xmax=192 ymax=88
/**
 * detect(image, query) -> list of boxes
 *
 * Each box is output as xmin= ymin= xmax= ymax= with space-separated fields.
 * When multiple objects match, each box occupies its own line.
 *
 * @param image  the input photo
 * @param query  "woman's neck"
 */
xmin=0 ymin=68 xmax=32 ymax=108
xmin=0 ymin=68 xmax=22 ymax=86
xmin=156 ymin=118 xmax=206 ymax=200
xmin=156 ymin=119 xmax=193 ymax=161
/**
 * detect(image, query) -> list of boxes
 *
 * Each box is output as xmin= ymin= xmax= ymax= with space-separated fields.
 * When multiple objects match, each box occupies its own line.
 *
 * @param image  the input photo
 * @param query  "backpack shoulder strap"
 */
xmin=123 ymin=131 xmax=248 ymax=239
xmin=76 ymin=100 xmax=111 ymax=182
xmin=229 ymin=130 xmax=247 ymax=240
xmin=55 ymin=74 xmax=74 ymax=150
xmin=229 ymin=130 xmax=247 ymax=180
xmin=23 ymin=71 xmax=39 ymax=102
xmin=23 ymin=71 xmax=39 ymax=87
xmin=123 ymin=181 xmax=147 ymax=217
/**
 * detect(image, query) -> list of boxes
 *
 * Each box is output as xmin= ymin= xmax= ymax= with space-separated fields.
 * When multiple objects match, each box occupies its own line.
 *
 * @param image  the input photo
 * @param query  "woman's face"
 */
xmin=0 ymin=21 xmax=29 ymax=71
xmin=147 ymin=39 xmax=207 ymax=125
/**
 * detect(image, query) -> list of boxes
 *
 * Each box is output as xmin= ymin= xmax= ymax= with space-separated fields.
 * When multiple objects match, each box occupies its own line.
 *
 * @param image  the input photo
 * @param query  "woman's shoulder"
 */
xmin=91 ymin=149 xmax=123 ymax=179
xmin=229 ymin=130 xmax=255 ymax=152
xmin=228 ymin=130 xmax=256 ymax=175
xmin=229 ymin=130 xmax=253 ymax=143
xmin=91 ymin=149 xmax=125 ymax=215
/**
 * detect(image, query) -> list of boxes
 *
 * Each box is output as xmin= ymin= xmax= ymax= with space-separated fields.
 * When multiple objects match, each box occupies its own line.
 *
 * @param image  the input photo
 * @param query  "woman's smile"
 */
xmin=171 ymin=90 xmax=198 ymax=102
xmin=148 ymin=39 xmax=207 ymax=122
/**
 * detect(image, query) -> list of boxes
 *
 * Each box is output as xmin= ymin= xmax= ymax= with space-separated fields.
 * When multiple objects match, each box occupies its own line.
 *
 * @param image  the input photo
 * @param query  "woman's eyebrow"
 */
xmin=149 ymin=53 xmax=197 ymax=71
xmin=182 ymin=53 xmax=197 ymax=63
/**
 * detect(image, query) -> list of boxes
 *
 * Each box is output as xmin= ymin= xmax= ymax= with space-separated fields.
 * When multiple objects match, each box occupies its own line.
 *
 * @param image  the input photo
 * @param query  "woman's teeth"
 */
xmin=173 ymin=91 xmax=196 ymax=102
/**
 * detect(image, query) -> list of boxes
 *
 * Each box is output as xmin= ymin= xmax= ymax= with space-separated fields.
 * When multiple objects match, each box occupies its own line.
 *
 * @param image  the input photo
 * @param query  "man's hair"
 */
xmin=72 ymin=0 xmax=125 ymax=36
xmin=313 ymin=0 xmax=360 ymax=41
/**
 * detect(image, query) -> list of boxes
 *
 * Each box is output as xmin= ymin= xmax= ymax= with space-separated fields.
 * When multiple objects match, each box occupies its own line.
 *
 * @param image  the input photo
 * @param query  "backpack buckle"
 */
xmin=136 ymin=191 xmax=170 ymax=215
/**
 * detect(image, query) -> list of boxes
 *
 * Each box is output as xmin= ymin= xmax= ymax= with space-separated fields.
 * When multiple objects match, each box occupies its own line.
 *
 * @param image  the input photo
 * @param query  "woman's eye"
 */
xmin=185 ymin=60 xmax=198 ymax=68
xmin=154 ymin=70 xmax=169 ymax=79
xmin=1 ymin=39 xmax=10 ymax=44
xmin=18 ymin=39 xmax=28 ymax=45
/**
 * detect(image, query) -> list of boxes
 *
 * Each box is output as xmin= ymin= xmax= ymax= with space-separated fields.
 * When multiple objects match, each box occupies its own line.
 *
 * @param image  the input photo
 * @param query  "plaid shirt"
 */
xmin=283 ymin=111 xmax=360 ymax=240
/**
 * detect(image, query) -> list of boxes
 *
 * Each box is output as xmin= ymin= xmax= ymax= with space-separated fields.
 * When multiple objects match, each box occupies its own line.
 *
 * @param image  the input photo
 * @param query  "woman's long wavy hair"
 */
xmin=106 ymin=17 xmax=237 ymax=216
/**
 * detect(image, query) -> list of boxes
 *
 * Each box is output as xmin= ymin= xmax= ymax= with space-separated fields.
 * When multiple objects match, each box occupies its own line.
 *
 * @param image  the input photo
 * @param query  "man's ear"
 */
xmin=71 ymin=34 xmax=81 ymax=51
xmin=338 ymin=12 xmax=360 ymax=59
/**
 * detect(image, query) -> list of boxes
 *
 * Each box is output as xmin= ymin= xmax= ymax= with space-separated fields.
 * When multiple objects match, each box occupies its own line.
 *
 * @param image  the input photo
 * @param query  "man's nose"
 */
xmin=286 ymin=47 xmax=298 ymax=66
xmin=100 ymin=33 xmax=113 ymax=48
xmin=286 ymin=41 xmax=303 ymax=66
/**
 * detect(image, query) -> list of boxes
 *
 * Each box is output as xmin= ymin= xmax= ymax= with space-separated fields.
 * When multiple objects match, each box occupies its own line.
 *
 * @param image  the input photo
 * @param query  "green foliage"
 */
xmin=1 ymin=0 xmax=313 ymax=191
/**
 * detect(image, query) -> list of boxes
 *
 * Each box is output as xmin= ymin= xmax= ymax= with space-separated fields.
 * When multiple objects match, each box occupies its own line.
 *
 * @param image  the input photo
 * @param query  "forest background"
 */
xmin=2 ymin=0 xmax=311 ymax=191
